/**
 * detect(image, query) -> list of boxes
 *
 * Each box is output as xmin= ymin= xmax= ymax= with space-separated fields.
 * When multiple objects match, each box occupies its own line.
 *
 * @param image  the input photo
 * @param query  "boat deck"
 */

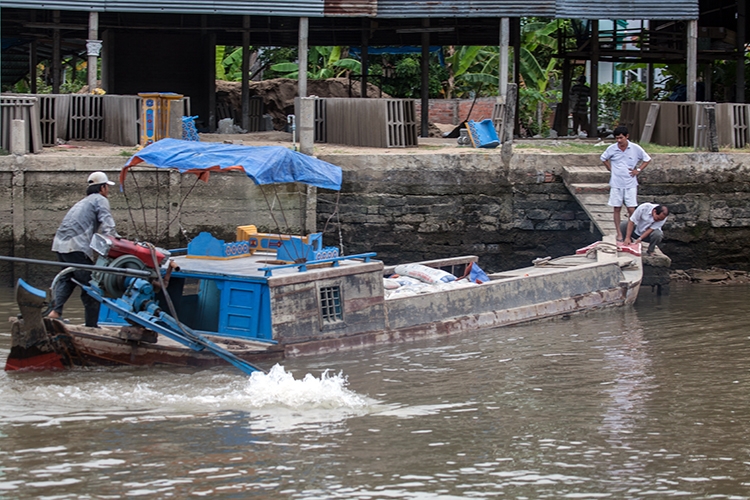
xmin=171 ymin=251 xmax=377 ymax=280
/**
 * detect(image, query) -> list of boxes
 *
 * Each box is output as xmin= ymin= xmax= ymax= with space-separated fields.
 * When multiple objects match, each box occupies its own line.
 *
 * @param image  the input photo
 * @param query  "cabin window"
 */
xmin=319 ymin=285 xmax=343 ymax=324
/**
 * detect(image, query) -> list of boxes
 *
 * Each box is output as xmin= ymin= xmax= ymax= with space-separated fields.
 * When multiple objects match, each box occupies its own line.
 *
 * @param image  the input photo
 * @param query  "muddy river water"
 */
xmin=1 ymin=282 xmax=749 ymax=499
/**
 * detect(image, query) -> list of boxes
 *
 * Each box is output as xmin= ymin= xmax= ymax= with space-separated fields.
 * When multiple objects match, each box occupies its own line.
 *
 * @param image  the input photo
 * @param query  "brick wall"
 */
xmin=414 ymin=98 xmax=497 ymax=125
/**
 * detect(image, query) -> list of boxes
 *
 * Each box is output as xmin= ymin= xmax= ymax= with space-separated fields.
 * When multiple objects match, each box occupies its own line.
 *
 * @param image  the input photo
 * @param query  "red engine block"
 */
xmin=106 ymin=237 xmax=168 ymax=269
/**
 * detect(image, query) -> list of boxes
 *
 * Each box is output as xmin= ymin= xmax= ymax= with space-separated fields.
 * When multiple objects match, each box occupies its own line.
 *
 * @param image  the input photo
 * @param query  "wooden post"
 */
xmin=207 ymin=32 xmax=216 ymax=132
xmin=298 ymin=17 xmax=309 ymax=98
xmin=87 ymin=12 xmax=100 ymax=93
xmin=687 ymin=19 xmax=698 ymax=102
xmin=420 ymin=18 xmax=430 ymax=137
xmin=559 ymin=58 xmax=571 ymax=136
xmin=242 ymin=16 xmax=250 ymax=130
xmin=52 ymin=11 xmax=61 ymax=94
xmin=737 ymin=0 xmax=746 ymax=102
xmin=590 ymin=20 xmax=599 ymax=137
xmin=361 ymin=22 xmax=369 ymax=98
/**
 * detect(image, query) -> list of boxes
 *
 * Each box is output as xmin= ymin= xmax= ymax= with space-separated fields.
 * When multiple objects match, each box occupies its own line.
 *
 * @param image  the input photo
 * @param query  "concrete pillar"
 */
xmin=242 ymin=16 xmax=251 ymax=130
xmin=87 ymin=12 xmax=101 ymax=93
xmin=687 ymin=19 xmax=698 ymax=102
xmin=10 ymin=120 xmax=28 ymax=155
xmin=499 ymin=17 xmax=509 ymax=103
xmin=304 ymin=185 xmax=317 ymax=235
xmin=298 ymin=17 xmax=309 ymax=98
xmin=513 ymin=18 xmax=521 ymax=136
xmin=299 ymin=97 xmax=315 ymax=156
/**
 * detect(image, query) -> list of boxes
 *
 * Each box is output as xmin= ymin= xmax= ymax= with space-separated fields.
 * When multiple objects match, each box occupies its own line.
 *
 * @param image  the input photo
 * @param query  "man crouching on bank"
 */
xmin=622 ymin=203 xmax=668 ymax=256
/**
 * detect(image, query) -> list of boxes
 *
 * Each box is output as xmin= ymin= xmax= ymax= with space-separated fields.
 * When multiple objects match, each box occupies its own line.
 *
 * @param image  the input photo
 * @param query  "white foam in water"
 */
xmin=243 ymin=364 xmax=368 ymax=408
xmin=0 ymin=364 xmax=372 ymax=423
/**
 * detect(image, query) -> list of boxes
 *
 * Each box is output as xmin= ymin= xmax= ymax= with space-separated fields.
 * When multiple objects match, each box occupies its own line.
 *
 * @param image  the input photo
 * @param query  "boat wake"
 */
xmin=0 ymin=363 xmax=374 ymax=427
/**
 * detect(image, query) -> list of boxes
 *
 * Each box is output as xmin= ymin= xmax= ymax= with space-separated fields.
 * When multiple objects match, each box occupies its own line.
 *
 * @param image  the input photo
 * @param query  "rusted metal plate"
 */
xmin=324 ymin=0 xmax=377 ymax=16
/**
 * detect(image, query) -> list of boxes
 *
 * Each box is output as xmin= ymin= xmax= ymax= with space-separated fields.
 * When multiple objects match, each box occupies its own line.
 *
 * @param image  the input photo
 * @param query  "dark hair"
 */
xmin=654 ymin=204 xmax=668 ymax=215
xmin=613 ymin=126 xmax=629 ymax=137
xmin=86 ymin=183 xmax=106 ymax=196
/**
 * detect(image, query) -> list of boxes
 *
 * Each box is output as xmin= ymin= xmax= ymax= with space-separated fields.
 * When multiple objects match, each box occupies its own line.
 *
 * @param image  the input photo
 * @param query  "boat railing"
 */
xmin=258 ymin=252 xmax=378 ymax=277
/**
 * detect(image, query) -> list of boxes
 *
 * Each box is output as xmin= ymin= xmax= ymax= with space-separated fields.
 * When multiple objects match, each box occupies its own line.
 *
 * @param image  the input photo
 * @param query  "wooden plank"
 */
xmin=640 ymin=103 xmax=660 ymax=144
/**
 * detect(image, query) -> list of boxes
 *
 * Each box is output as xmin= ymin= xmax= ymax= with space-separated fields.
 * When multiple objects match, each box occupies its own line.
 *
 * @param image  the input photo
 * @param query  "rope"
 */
xmin=122 ymin=173 xmax=143 ymax=241
xmin=129 ymin=169 xmax=150 ymax=240
xmin=259 ymin=185 xmax=305 ymax=262
xmin=157 ymin=175 xmax=202 ymax=243
xmin=585 ymin=241 xmax=619 ymax=258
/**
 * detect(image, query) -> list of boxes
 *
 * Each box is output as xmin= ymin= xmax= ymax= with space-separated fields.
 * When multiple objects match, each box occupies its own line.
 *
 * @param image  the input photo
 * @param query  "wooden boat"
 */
xmin=4 ymin=140 xmax=643 ymax=373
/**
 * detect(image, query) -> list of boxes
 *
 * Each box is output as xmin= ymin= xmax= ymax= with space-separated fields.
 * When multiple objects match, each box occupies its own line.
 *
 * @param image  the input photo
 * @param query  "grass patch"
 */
xmin=119 ymin=149 xmax=137 ymax=157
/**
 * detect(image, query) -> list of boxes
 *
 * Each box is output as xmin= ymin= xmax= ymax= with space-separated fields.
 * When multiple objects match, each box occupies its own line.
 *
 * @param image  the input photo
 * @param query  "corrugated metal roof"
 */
xmin=555 ymin=0 xmax=700 ymax=20
xmin=1 ymin=0 xmax=700 ymax=19
xmin=377 ymin=0 xmax=555 ymax=18
xmin=0 ymin=0 xmax=329 ymax=16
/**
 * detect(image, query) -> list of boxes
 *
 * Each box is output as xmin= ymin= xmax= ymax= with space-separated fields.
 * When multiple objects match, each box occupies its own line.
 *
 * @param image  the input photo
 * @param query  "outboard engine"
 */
xmin=89 ymin=234 xmax=170 ymax=297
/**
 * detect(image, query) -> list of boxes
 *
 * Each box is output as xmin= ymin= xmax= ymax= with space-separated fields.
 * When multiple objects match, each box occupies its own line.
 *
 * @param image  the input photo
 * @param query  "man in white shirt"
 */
xmin=49 ymin=171 xmax=118 ymax=327
xmin=600 ymin=126 xmax=652 ymax=242
xmin=622 ymin=203 xmax=668 ymax=255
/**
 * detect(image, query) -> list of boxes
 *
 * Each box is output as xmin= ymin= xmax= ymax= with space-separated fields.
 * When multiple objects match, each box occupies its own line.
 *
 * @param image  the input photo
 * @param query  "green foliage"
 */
xmin=270 ymin=46 xmax=361 ymax=80
xmin=443 ymin=46 xmax=498 ymax=98
xmin=4 ymin=58 xmax=88 ymax=94
xmin=598 ymin=81 xmax=646 ymax=128
xmin=518 ymin=86 xmax=561 ymax=136
xmin=215 ymin=46 xmax=298 ymax=81
xmin=369 ymin=54 xmax=448 ymax=98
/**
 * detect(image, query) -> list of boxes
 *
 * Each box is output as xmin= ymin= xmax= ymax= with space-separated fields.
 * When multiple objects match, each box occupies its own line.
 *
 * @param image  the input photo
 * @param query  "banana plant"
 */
xmin=271 ymin=46 xmax=361 ymax=79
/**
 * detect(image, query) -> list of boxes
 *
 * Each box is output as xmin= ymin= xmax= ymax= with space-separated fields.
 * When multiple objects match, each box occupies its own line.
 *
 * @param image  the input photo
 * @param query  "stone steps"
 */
xmin=562 ymin=166 xmax=617 ymax=237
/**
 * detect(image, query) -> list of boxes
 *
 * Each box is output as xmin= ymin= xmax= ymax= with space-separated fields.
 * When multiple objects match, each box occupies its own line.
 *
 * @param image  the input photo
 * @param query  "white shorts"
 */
xmin=608 ymin=187 xmax=638 ymax=208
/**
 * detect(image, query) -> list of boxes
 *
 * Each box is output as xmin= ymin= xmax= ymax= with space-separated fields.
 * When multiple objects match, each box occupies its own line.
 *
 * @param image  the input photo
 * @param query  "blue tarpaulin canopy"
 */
xmin=122 ymin=139 xmax=342 ymax=190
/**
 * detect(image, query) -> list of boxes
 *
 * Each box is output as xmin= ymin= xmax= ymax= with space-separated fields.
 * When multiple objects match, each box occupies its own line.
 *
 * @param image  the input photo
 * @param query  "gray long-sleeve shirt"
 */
xmin=51 ymin=193 xmax=117 ymax=259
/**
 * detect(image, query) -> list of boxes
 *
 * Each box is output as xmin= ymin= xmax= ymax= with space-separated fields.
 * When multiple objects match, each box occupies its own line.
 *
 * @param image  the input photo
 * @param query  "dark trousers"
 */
xmin=619 ymin=221 xmax=663 ymax=254
xmin=53 ymin=251 xmax=100 ymax=327
xmin=572 ymin=112 xmax=590 ymax=135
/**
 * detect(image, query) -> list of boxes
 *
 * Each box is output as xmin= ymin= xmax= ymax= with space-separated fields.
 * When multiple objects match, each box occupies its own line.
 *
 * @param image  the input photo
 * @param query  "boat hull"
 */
xmin=6 ymin=318 xmax=284 ymax=371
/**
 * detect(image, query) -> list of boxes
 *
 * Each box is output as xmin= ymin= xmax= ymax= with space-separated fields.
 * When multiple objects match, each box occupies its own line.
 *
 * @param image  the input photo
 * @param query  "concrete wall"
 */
xmin=2 ymin=151 xmax=750 ymax=287
xmin=0 ymin=155 xmax=306 ymax=286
